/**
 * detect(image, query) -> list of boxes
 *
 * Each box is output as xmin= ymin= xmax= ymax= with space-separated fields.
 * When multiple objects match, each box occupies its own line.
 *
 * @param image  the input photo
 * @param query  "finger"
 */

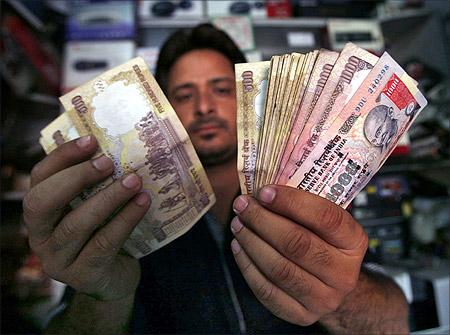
xmin=43 ymin=174 xmax=146 ymax=269
xmin=253 ymin=185 xmax=367 ymax=251
xmin=231 ymin=217 xmax=342 ymax=315
xmin=232 ymin=196 xmax=361 ymax=289
xmin=31 ymin=135 xmax=98 ymax=187
xmin=231 ymin=239 xmax=318 ymax=326
xmin=74 ymin=191 xmax=151 ymax=268
xmin=23 ymin=154 xmax=114 ymax=246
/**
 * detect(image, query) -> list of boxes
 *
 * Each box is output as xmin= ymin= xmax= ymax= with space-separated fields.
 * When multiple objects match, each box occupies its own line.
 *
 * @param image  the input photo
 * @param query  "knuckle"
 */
xmin=51 ymin=221 xmax=76 ymax=253
xmin=98 ymin=188 xmax=117 ymax=207
xmin=323 ymin=294 xmax=341 ymax=313
xmin=285 ymin=194 xmax=301 ymax=216
xmin=270 ymin=260 xmax=312 ymax=297
xmin=115 ymin=211 xmax=133 ymax=228
xmin=283 ymin=229 xmax=311 ymax=260
xmin=93 ymin=233 xmax=116 ymax=253
xmin=317 ymin=202 xmax=345 ymax=234
xmin=246 ymin=202 xmax=264 ymax=223
xmin=311 ymin=247 xmax=332 ymax=267
xmin=270 ymin=259 xmax=296 ymax=284
xmin=22 ymin=191 xmax=43 ymax=220
xmin=30 ymin=162 xmax=45 ymax=185
xmin=85 ymin=253 xmax=109 ymax=269
xmin=240 ymin=260 xmax=253 ymax=277
xmin=255 ymin=281 xmax=275 ymax=303
xmin=359 ymin=230 xmax=369 ymax=251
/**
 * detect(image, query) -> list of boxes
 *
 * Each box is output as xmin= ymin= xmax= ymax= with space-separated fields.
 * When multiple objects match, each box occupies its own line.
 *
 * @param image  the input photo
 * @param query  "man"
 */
xmin=23 ymin=24 xmax=408 ymax=334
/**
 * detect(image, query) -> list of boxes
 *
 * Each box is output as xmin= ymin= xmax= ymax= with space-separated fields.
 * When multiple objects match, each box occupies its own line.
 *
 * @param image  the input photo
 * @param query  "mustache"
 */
xmin=187 ymin=116 xmax=229 ymax=133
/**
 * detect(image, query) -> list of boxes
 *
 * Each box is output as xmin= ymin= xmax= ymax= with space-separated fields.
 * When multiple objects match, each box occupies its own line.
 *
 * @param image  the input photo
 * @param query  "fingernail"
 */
xmin=231 ymin=239 xmax=241 ymax=254
xmin=233 ymin=196 xmax=248 ymax=213
xmin=259 ymin=186 xmax=276 ymax=204
xmin=91 ymin=155 xmax=112 ymax=171
xmin=135 ymin=192 xmax=150 ymax=206
xmin=230 ymin=216 xmax=243 ymax=234
xmin=76 ymin=135 xmax=92 ymax=149
xmin=122 ymin=174 xmax=140 ymax=189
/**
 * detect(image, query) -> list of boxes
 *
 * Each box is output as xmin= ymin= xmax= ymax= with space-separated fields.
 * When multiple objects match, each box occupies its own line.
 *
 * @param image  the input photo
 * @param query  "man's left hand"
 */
xmin=231 ymin=185 xmax=368 ymax=326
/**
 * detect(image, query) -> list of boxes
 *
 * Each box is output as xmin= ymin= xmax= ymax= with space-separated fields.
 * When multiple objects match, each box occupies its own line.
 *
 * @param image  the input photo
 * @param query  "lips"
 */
xmin=192 ymin=123 xmax=223 ymax=135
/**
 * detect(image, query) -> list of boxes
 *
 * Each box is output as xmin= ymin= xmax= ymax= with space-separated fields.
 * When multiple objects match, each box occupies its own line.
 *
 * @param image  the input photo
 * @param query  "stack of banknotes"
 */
xmin=236 ymin=42 xmax=427 ymax=208
xmin=39 ymin=58 xmax=215 ymax=258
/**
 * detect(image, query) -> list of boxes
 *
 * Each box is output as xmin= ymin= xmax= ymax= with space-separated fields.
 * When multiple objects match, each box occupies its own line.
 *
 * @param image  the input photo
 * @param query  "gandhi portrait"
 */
xmin=364 ymin=105 xmax=398 ymax=151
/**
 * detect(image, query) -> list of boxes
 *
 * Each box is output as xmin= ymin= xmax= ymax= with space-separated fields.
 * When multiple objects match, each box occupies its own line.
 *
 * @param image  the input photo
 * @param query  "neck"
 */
xmin=205 ymin=157 xmax=240 ymax=226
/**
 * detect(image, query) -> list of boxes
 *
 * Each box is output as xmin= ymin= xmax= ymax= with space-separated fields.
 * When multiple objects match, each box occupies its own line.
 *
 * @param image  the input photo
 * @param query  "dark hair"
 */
xmin=155 ymin=23 xmax=246 ymax=94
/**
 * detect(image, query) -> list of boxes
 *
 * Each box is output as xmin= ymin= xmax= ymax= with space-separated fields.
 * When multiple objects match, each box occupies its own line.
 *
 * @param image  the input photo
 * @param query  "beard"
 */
xmin=196 ymin=144 xmax=237 ymax=166
xmin=187 ymin=115 xmax=237 ymax=166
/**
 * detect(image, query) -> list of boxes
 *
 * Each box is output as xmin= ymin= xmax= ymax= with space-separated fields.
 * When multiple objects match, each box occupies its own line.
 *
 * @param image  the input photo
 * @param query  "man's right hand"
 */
xmin=23 ymin=135 xmax=151 ymax=301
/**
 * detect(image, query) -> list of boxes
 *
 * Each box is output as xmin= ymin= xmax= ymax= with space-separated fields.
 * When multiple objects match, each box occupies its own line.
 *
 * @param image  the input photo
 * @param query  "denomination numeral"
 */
xmin=326 ymin=160 xmax=360 ymax=203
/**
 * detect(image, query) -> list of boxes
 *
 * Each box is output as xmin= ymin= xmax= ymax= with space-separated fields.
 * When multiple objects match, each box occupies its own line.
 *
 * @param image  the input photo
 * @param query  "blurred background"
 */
xmin=1 ymin=0 xmax=449 ymax=334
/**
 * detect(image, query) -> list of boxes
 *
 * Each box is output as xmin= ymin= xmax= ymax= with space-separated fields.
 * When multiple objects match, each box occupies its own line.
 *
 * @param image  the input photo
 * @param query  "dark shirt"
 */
xmin=131 ymin=215 xmax=326 ymax=334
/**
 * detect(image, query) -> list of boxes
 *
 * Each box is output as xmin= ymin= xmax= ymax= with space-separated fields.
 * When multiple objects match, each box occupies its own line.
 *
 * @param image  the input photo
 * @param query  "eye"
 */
xmin=375 ymin=126 xmax=382 ymax=138
xmin=173 ymin=91 xmax=194 ymax=103
xmin=213 ymin=85 xmax=233 ymax=96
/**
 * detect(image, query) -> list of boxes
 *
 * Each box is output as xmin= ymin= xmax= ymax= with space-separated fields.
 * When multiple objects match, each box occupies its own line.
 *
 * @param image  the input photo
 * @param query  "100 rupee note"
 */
xmin=57 ymin=57 xmax=215 ymax=258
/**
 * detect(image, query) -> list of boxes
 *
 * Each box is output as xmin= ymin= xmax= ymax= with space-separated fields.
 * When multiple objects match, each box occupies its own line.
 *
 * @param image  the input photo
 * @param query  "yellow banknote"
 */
xmin=58 ymin=57 xmax=215 ymax=258
xmin=235 ymin=61 xmax=270 ymax=195
xmin=40 ymin=112 xmax=79 ymax=154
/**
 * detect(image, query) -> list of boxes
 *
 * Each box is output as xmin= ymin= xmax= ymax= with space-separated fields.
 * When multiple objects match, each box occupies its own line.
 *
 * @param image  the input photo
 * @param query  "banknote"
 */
xmin=254 ymin=55 xmax=282 ymax=190
xmin=40 ymin=112 xmax=79 ymax=154
xmin=235 ymin=61 xmax=270 ymax=195
xmin=259 ymin=54 xmax=296 ymax=189
xmin=286 ymin=52 xmax=427 ymax=208
xmin=276 ymin=50 xmax=337 ymax=184
xmin=57 ymin=57 xmax=215 ymax=258
xmin=40 ymin=112 xmax=116 ymax=211
xmin=271 ymin=51 xmax=319 ymax=183
xmin=278 ymin=43 xmax=379 ymax=184
xmin=265 ymin=53 xmax=304 ymax=185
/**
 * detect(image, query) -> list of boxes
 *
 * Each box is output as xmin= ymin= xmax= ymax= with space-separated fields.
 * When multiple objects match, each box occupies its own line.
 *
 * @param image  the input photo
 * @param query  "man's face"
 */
xmin=167 ymin=49 xmax=237 ymax=166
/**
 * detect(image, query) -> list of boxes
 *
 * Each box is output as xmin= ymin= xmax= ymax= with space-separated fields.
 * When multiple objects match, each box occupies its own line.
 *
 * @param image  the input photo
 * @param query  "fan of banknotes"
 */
xmin=235 ymin=42 xmax=427 ymax=208
xmin=39 ymin=58 xmax=216 ymax=258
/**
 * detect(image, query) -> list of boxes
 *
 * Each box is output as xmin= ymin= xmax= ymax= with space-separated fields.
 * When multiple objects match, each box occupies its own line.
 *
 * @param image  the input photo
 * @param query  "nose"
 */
xmin=195 ymin=88 xmax=215 ymax=117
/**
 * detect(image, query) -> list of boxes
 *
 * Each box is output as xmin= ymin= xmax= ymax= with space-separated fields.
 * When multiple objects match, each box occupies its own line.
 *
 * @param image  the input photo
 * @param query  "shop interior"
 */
xmin=1 ymin=0 xmax=449 ymax=334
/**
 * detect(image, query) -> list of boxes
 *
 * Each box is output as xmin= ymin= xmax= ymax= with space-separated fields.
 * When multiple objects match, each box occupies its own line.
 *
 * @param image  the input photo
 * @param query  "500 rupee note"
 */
xmin=40 ymin=112 xmax=79 ymax=154
xmin=59 ymin=57 xmax=215 ymax=258
xmin=236 ymin=61 xmax=270 ymax=195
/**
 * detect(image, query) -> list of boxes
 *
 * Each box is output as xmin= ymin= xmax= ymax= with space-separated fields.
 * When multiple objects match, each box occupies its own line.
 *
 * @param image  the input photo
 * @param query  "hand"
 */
xmin=23 ymin=136 xmax=151 ymax=301
xmin=230 ymin=185 xmax=368 ymax=326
